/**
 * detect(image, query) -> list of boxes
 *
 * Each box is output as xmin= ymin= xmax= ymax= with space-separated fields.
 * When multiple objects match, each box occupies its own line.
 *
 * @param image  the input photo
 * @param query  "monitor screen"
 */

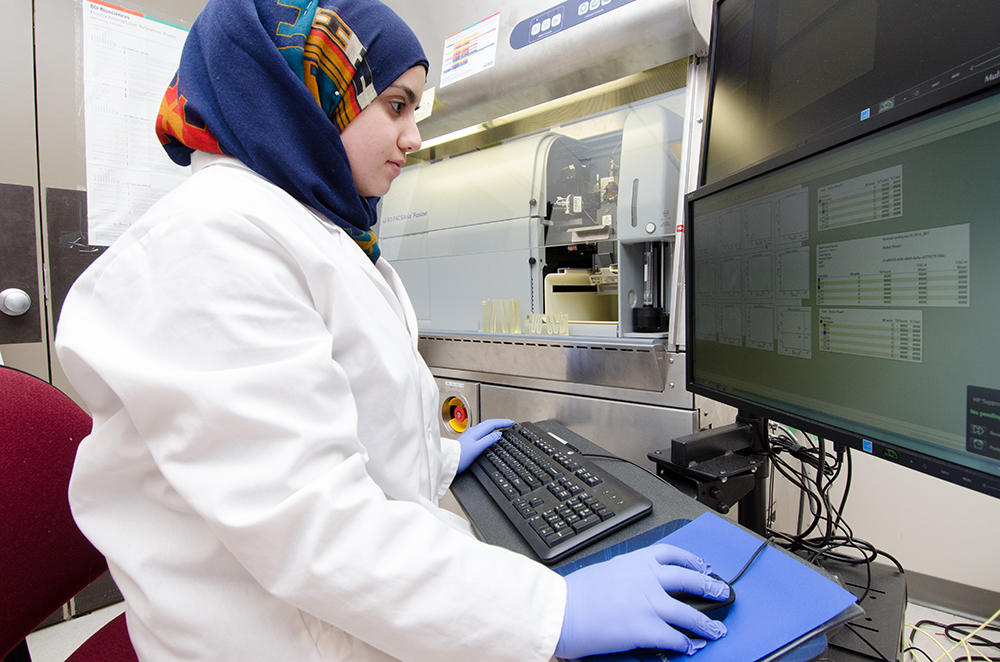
xmin=686 ymin=86 xmax=1000 ymax=498
xmin=700 ymin=0 xmax=1000 ymax=186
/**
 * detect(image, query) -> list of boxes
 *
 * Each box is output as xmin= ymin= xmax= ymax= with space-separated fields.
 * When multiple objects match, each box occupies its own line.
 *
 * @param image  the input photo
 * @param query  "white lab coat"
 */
xmin=56 ymin=153 xmax=566 ymax=662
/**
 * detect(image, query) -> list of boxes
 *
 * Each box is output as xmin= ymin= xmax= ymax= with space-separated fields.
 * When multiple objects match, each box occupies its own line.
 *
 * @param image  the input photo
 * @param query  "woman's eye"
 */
xmin=390 ymin=101 xmax=405 ymax=114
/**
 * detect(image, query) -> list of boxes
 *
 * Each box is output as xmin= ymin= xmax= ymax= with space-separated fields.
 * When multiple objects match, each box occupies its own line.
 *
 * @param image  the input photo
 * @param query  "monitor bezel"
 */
xmin=697 ymin=0 xmax=1000 ymax=189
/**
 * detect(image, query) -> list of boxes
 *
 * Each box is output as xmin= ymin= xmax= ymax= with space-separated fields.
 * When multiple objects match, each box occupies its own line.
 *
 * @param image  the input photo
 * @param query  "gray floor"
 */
xmin=26 ymin=600 xmax=987 ymax=661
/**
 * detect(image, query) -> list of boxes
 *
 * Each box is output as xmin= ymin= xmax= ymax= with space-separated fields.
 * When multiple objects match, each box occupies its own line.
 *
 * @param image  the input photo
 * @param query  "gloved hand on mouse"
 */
xmin=555 ymin=543 xmax=730 ymax=659
xmin=456 ymin=418 xmax=516 ymax=472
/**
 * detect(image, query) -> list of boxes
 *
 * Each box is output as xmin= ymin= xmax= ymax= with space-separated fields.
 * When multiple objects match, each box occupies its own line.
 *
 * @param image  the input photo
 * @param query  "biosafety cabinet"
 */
xmin=379 ymin=86 xmax=719 ymax=465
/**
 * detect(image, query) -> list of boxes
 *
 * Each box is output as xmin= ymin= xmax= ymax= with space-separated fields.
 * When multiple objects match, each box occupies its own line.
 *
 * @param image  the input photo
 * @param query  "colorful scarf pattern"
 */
xmin=154 ymin=0 xmax=427 ymax=262
xmin=275 ymin=4 xmax=377 ymax=132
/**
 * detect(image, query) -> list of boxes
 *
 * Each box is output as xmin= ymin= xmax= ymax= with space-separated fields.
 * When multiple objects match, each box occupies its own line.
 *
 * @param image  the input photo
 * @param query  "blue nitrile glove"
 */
xmin=456 ymin=418 xmax=516 ymax=472
xmin=554 ymin=543 xmax=730 ymax=659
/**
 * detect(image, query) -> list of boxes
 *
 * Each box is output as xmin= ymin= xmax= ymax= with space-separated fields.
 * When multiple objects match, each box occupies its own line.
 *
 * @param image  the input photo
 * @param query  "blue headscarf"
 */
xmin=155 ymin=0 xmax=428 ymax=262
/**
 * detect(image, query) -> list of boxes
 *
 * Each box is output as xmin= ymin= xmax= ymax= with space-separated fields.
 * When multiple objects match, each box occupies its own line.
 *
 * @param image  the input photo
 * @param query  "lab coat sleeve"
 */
xmin=440 ymin=435 xmax=462 ymax=490
xmin=56 ymin=200 xmax=565 ymax=662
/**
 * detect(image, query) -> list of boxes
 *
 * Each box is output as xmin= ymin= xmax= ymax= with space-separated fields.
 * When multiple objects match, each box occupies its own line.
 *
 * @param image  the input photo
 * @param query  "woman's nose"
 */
xmin=400 ymin=118 xmax=422 ymax=153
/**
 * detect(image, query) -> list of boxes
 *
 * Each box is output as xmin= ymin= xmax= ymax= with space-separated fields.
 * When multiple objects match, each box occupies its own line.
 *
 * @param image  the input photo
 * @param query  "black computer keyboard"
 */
xmin=469 ymin=421 xmax=652 ymax=564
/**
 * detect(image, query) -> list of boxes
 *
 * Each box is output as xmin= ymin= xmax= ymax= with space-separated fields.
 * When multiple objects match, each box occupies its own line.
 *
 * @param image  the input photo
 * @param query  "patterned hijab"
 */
xmin=155 ymin=0 xmax=428 ymax=262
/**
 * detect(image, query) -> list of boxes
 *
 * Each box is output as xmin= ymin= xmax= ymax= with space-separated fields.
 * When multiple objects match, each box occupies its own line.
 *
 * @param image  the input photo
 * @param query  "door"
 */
xmin=0 ymin=0 xmax=47 ymax=379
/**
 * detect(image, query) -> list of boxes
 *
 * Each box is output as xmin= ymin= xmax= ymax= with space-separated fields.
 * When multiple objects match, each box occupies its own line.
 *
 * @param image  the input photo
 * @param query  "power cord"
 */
xmin=904 ymin=609 xmax=1000 ymax=662
xmin=579 ymin=452 xmax=665 ymax=482
xmin=764 ymin=424 xmax=908 ymax=660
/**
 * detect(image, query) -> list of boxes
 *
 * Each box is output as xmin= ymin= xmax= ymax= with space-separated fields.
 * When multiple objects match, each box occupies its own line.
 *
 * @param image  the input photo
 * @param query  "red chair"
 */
xmin=0 ymin=366 xmax=137 ymax=662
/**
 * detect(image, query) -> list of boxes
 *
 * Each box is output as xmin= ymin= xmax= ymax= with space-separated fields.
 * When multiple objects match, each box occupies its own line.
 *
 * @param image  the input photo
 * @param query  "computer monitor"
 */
xmin=700 ymin=0 xmax=1000 ymax=186
xmin=686 ymin=80 xmax=1000 ymax=498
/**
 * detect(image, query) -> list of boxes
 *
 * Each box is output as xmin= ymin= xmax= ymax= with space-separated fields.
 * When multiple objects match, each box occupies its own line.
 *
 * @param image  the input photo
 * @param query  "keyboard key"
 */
xmin=572 ymin=515 xmax=601 ymax=533
xmin=544 ymin=530 xmax=572 ymax=546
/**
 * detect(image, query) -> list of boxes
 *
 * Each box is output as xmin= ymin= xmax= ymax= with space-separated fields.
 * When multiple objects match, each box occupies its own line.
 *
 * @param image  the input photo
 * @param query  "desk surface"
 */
xmin=451 ymin=420 xmax=895 ymax=662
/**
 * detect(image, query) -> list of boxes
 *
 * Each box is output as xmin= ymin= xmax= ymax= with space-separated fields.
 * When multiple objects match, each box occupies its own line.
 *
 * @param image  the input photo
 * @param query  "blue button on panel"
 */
xmin=511 ymin=0 xmax=638 ymax=49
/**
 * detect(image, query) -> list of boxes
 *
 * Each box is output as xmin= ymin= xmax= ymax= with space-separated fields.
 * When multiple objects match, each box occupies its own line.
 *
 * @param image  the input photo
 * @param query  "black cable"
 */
xmin=831 ymin=446 xmax=851 ymax=537
xmin=910 ymin=618 xmax=1000 ymax=656
xmin=768 ymin=451 xmax=825 ymax=538
xmin=816 ymin=437 xmax=833 ymax=543
xmin=943 ymin=622 xmax=1000 ymax=650
xmin=764 ymin=431 xmax=908 ymax=624
xmin=726 ymin=538 xmax=770 ymax=585
xmin=579 ymin=452 xmax=664 ymax=482
xmin=901 ymin=645 xmax=935 ymax=661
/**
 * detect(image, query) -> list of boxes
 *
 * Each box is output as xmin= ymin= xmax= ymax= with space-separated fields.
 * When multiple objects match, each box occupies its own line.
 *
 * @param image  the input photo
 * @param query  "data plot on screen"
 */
xmin=776 ymin=246 xmax=811 ymax=299
xmin=774 ymin=187 xmax=809 ymax=242
xmin=696 ymin=303 xmax=719 ymax=341
xmin=744 ymin=201 xmax=773 ymax=248
xmin=777 ymin=307 xmax=812 ymax=358
xmin=721 ymin=258 xmax=743 ymax=294
xmin=746 ymin=305 xmax=776 ymax=350
xmin=721 ymin=209 xmax=743 ymax=251
xmin=747 ymin=253 xmax=774 ymax=298
xmin=720 ymin=304 xmax=744 ymax=346
xmin=696 ymin=259 xmax=720 ymax=297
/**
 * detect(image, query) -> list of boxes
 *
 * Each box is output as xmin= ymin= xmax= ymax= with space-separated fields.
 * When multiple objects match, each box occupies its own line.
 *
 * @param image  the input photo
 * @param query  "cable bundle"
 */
xmin=764 ymin=423 xmax=998 ymax=662
xmin=905 ymin=611 xmax=1000 ymax=662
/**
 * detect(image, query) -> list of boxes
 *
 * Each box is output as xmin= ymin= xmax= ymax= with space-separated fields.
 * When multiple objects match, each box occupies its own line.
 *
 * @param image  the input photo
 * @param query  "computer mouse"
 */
xmin=667 ymin=573 xmax=735 ymax=638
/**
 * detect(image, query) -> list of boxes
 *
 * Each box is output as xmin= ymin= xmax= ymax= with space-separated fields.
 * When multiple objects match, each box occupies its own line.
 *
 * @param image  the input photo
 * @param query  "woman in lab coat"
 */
xmin=55 ymin=1 xmax=730 ymax=660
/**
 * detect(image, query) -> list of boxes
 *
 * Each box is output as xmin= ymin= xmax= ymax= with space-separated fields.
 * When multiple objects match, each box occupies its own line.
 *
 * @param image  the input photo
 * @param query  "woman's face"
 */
xmin=340 ymin=65 xmax=425 ymax=197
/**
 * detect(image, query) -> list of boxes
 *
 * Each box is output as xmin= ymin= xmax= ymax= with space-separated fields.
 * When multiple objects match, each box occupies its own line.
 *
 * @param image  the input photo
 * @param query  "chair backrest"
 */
xmin=0 ymin=366 xmax=108 ymax=658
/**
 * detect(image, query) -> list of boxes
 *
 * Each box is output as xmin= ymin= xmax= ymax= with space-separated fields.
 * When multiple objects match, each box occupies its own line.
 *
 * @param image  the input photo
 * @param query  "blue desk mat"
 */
xmin=556 ymin=512 xmax=858 ymax=662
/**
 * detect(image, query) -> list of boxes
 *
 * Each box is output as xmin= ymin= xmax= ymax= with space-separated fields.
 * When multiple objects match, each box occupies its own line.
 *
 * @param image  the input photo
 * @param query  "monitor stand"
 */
xmin=647 ymin=410 xmax=771 ymax=534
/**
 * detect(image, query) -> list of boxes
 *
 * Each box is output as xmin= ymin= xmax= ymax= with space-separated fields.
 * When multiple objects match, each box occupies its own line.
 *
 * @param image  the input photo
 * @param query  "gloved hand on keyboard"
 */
xmin=554 ymin=543 xmax=730 ymax=659
xmin=456 ymin=418 xmax=516 ymax=473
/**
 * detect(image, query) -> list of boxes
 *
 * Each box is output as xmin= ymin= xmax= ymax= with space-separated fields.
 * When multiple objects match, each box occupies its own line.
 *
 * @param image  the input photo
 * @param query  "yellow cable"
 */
xmin=966 ymin=641 xmax=993 ymax=661
xmin=905 ymin=623 xmax=957 ymax=662
xmin=934 ymin=607 xmax=1000 ymax=662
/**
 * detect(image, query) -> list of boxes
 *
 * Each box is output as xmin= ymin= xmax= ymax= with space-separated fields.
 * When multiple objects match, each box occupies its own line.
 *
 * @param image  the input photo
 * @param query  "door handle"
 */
xmin=0 ymin=288 xmax=32 ymax=316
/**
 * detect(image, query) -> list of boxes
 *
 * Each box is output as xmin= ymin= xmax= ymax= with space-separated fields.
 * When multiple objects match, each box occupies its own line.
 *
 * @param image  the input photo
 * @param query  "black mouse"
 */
xmin=666 ymin=573 xmax=735 ymax=638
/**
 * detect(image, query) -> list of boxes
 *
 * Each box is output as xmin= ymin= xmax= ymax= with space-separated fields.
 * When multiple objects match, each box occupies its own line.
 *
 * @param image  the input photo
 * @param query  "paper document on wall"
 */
xmin=82 ymin=1 xmax=189 ymax=246
xmin=440 ymin=12 xmax=499 ymax=88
